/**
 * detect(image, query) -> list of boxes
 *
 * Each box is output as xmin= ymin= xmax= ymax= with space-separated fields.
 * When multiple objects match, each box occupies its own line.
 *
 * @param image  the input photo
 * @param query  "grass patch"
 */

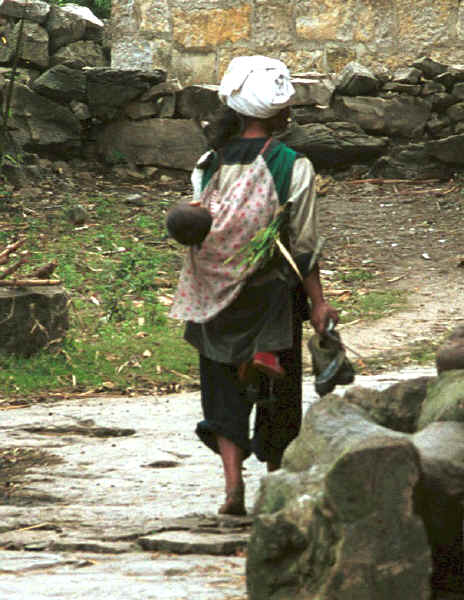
xmin=0 ymin=177 xmax=412 ymax=399
xmin=0 ymin=181 xmax=198 ymax=399
xmin=333 ymin=289 xmax=407 ymax=324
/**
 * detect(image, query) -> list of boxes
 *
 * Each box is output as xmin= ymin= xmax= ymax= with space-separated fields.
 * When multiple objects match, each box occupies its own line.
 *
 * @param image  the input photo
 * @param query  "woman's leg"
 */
xmin=217 ymin=435 xmax=246 ymax=515
xmin=217 ymin=435 xmax=244 ymax=493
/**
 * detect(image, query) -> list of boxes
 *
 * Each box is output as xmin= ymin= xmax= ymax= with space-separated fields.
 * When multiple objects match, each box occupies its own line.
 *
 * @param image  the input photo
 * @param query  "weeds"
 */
xmin=0 ymin=185 xmax=197 ymax=398
xmin=0 ymin=183 xmax=413 ymax=399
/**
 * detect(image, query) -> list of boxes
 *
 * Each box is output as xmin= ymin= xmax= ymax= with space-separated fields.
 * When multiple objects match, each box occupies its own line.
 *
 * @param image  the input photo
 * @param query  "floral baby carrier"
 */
xmin=170 ymin=139 xmax=296 ymax=323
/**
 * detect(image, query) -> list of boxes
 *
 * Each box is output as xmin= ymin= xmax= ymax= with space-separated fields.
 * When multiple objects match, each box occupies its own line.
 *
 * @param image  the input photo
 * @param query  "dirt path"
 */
xmin=310 ymin=177 xmax=464 ymax=367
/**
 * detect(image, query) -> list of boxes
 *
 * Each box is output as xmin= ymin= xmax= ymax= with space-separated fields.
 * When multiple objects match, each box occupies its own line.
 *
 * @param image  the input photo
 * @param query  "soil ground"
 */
xmin=7 ymin=163 xmax=464 ymax=373
xmin=313 ymin=174 xmax=464 ymax=367
xmin=0 ymin=165 xmax=462 ymax=599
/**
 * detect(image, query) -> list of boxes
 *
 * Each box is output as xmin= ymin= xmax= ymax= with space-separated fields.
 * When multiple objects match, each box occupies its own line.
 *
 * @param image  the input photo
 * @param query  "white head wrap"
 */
xmin=218 ymin=55 xmax=295 ymax=119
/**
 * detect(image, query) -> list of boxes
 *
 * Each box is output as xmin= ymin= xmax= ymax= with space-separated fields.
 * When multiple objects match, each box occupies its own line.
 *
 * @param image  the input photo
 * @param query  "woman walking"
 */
xmin=170 ymin=56 xmax=338 ymax=515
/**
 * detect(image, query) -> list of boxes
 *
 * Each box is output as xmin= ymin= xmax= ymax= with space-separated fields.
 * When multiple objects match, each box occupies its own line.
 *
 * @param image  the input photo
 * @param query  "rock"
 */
xmin=279 ymin=121 xmax=388 ymax=169
xmin=453 ymin=82 xmax=464 ymax=100
xmin=139 ymin=79 xmax=182 ymax=102
xmin=86 ymin=68 xmax=166 ymax=121
xmin=65 ymin=204 xmax=88 ymax=226
xmin=426 ymin=114 xmax=452 ymax=138
xmin=124 ymin=100 xmax=159 ymax=121
xmin=0 ymin=286 xmax=69 ymax=356
xmin=138 ymin=530 xmax=248 ymax=555
xmin=96 ymin=118 xmax=207 ymax=170
xmin=446 ymin=102 xmax=464 ymax=122
xmin=344 ymin=377 xmax=432 ymax=433
xmin=32 ymin=64 xmax=87 ymax=103
xmin=417 ymin=370 xmax=464 ymax=429
xmin=290 ymin=77 xmax=335 ymax=107
xmin=247 ymin=396 xmax=431 ymax=600
xmin=1 ymin=21 xmax=49 ymax=70
xmin=436 ymin=68 xmax=464 ymax=90
xmin=0 ymin=66 xmax=40 ymax=87
xmin=292 ymin=105 xmax=339 ymax=125
xmin=371 ymin=144 xmax=454 ymax=180
xmin=436 ymin=326 xmax=464 ymax=373
xmin=421 ymin=80 xmax=447 ymax=96
xmin=333 ymin=95 xmax=431 ymax=138
xmin=393 ymin=67 xmax=422 ymax=85
xmin=46 ymin=4 xmax=88 ymax=52
xmin=157 ymin=94 xmax=176 ymax=118
xmin=0 ymin=0 xmax=50 ymax=24
xmin=429 ymin=92 xmax=458 ymax=112
xmin=427 ymin=134 xmax=464 ymax=164
xmin=175 ymin=84 xmax=222 ymax=120
xmin=413 ymin=57 xmax=448 ymax=79
xmin=334 ymin=61 xmax=380 ymax=96
xmin=382 ymin=82 xmax=421 ymax=96
xmin=413 ymin=422 xmax=464 ymax=592
xmin=8 ymin=83 xmax=81 ymax=155
xmin=50 ymin=40 xmax=107 ymax=69
xmin=70 ymin=100 xmax=90 ymax=121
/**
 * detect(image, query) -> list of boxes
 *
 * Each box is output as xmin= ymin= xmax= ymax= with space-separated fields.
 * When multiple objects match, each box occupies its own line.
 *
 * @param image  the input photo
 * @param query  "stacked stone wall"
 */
xmin=111 ymin=0 xmax=464 ymax=84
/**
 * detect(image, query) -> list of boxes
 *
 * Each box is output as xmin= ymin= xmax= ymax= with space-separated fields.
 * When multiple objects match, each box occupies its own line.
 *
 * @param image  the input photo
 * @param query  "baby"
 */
xmin=166 ymin=202 xmax=212 ymax=246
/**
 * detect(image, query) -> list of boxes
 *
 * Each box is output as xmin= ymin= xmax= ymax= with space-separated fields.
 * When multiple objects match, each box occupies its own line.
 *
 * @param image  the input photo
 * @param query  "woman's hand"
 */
xmin=310 ymin=299 xmax=339 ymax=335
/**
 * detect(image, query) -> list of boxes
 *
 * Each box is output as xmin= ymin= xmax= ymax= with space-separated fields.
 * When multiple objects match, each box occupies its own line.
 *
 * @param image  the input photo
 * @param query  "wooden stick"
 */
xmin=0 ymin=239 xmax=25 ymax=265
xmin=344 ymin=178 xmax=441 ymax=185
xmin=0 ymin=279 xmax=61 ymax=287
xmin=0 ymin=255 xmax=28 ymax=280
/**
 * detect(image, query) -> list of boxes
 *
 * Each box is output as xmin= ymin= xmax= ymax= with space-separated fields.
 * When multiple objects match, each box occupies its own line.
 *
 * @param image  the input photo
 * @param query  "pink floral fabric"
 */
xmin=170 ymin=154 xmax=279 ymax=323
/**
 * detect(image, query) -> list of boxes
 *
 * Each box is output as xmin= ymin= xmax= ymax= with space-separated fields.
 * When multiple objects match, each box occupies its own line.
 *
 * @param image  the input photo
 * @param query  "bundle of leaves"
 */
xmin=226 ymin=206 xmax=287 ymax=271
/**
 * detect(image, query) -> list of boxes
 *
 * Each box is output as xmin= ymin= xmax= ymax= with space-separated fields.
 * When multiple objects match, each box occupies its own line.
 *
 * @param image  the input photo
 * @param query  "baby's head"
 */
xmin=166 ymin=203 xmax=212 ymax=246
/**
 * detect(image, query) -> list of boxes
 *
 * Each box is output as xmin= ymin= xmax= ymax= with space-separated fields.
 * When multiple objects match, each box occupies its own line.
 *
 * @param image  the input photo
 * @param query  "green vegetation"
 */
xmin=0 ymin=188 xmax=413 ymax=400
xmin=0 ymin=183 xmax=197 ymax=399
xmin=328 ymin=267 xmax=407 ymax=324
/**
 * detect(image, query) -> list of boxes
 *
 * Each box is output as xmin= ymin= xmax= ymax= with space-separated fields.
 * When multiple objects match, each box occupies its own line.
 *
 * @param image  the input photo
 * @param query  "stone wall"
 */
xmin=111 ymin=0 xmax=464 ymax=84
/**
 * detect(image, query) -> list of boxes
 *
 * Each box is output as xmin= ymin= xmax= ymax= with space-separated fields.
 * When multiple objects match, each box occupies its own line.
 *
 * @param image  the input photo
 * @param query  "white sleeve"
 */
xmin=287 ymin=157 xmax=319 ymax=258
xmin=190 ymin=150 xmax=215 ymax=203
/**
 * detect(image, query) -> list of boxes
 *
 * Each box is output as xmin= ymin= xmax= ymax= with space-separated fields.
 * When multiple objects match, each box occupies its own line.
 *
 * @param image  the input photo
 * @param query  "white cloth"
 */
xmin=218 ymin=55 xmax=295 ymax=119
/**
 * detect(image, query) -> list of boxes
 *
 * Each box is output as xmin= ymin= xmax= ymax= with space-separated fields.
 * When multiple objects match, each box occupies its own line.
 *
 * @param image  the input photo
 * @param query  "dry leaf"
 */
xmin=158 ymin=294 xmax=173 ymax=306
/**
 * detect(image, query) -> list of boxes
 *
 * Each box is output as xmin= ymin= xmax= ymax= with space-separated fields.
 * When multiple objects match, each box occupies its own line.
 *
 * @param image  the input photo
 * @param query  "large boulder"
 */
xmin=0 ymin=0 xmax=50 ymax=24
xmin=426 ymin=134 xmax=464 ymax=165
xmin=333 ymin=95 xmax=431 ymax=138
xmin=344 ymin=377 xmax=432 ymax=433
xmin=32 ymin=64 xmax=87 ymax=103
xmin=436 ymin=326 xmax=464 ymax=373
xmin=291 ymin=77 xmax=335 ymax=107
xmin=335 ymin=61 xmax=380 ymax=96
xmin=0 ymin=286 xmax=69 ymax=356
xmin=247 ymin=397 xmax=431 ymax=600
xmin=0 ymin=21 xmax=49 ymax=70
xmin=279 ymin=121 xmax=389 ymax=169
xmin=50 ymin=40 xmax=107 ymax=69
xmin=370 ymin=143 xmax=454 ymax=180
xmin=8 ymin=83 xmax=81 ymax=155
xmin=46 ymin=4 xmax=91 ymax=52
xmin=175 ymin=84 xmax=222 ymax=120
xmin=96 ymin=118 xmax=207 ymax=170
xmin=86 ymin=68 xmax=166 ymax=120
xmin=413 ymin=422 xmax=464 ymax=592
xmin=417 ymin=370 xmax=464 ymax=429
